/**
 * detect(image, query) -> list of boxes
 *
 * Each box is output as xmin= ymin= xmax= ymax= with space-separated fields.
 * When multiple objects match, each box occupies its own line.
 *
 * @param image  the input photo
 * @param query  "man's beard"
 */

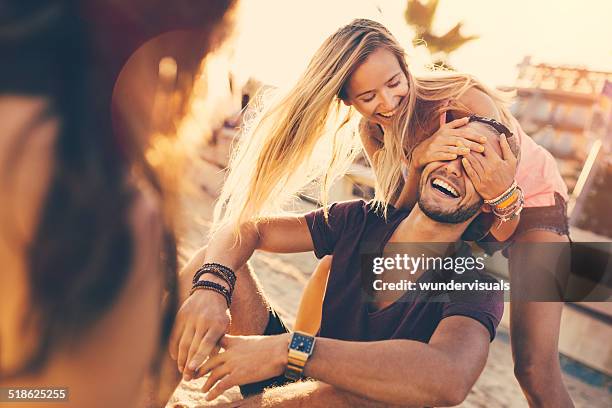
xmin=418 ymin=197 xmax=482 ymax=224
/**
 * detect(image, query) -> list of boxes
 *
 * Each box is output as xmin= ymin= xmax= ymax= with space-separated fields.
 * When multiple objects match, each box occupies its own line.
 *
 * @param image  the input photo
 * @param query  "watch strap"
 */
xmin=284 ymin=332 xmax=315 ymax=380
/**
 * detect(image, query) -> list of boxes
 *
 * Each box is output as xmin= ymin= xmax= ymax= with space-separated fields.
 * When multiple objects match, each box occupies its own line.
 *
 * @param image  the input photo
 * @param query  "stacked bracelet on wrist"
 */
xmin=492 ymin=187 xmax=524 ymax=222
xmin=484 ymin=181 xmax=517 ymax=206
xmin=484 ymin=182 xmax=524 ymax=223
xmin=193 ymin=263 xmax=236 ymax=291
xmin=190 ymin=281 xmax=232 ymax=307
xmin=190 ymin=262 xmax=237 ymax=307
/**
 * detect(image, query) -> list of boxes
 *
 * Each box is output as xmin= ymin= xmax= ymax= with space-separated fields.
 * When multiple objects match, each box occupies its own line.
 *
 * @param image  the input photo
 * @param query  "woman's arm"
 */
xmin=458 ymin=87 xmax=520 ymax=241
xmin=393 ymin=162 xmax=421 ymax=210
xmin=458 ymin=87 xmax=501 ymax=120
xmin=490 ymin=216 xmax=520 ymax=241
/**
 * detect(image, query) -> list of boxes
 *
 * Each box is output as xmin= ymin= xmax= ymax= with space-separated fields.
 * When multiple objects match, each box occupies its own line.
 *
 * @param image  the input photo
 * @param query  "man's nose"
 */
xmin=444 ymin=157 xmax=463 ymax=177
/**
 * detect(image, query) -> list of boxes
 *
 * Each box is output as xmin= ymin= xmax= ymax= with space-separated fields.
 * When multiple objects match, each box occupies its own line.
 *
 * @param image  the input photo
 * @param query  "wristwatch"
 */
xmin=284 ymin=331 xmax=316 ymax=380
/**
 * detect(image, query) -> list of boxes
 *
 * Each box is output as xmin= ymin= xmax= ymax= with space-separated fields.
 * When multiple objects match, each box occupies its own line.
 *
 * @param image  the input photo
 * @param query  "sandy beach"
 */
xmin=166 ymin=160 xmax=611 ymax=407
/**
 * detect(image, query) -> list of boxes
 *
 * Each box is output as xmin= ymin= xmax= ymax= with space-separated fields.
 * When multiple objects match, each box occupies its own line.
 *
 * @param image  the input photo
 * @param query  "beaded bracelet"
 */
xmin=494 ymin=203 xmax=524 ymax=222
xmin=192 ymin=267 xmax=236 ymax=293
xmin=497 ymin=186 xmax=522 ymax=210
xmin=192 ymin=263 xmax=236 ymax=284
xmin=201 ymin=269 xmax=236 ymax=292
xmin=493 ymin=198 xmax=522 ymax=218
xmin=193 ymin=263 xmax=237 ymax=291
xmin=495 ymin=189 xmax=519 ymax=210
xmin=484 ymin=181 xmax=517 ymax=206
xmin=493 ymin=187 xmax=524 ymax=222
xmin=190 ymin=280 xmax=232 ymax=307
xmin=205 ymin=263 xmax=236 ymax=286
xmin=204 ymin=262 xmax=236 ymax=280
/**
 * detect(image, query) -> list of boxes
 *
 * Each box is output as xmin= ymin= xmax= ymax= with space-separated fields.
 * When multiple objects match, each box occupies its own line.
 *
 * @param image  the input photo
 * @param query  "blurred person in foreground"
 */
xmin=0 ymin=1 xmax=237 ymax=407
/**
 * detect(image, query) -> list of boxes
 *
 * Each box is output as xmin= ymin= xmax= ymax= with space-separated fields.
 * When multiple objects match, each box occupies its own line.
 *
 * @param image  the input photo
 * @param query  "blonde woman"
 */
xmin=175 ymin=19 xmax=572 ymax=407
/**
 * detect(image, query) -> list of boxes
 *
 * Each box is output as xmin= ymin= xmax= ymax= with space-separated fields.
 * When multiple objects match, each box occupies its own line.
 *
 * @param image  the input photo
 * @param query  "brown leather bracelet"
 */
xmin=468 ymin=114 xmax=513 ymax=137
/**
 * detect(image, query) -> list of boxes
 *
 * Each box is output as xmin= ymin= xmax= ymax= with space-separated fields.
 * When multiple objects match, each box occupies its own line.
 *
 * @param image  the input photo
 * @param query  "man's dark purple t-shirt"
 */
xmin=304 ymin=199 xmax=503 ymax=343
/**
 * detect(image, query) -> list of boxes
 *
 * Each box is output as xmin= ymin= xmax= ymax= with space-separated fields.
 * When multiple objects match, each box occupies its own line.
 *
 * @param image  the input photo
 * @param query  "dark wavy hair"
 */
xmin=0 ymin=0 xmax=236 ymax=376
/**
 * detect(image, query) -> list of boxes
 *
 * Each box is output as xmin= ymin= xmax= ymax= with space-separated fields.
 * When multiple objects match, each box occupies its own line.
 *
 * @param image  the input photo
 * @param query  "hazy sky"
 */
xmin=231 ymin=0 xmax=611 ymax=88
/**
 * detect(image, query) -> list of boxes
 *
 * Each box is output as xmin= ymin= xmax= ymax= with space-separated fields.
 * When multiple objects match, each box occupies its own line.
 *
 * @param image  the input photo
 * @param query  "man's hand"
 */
xmin=169 ymin=288 xmax=231 ymax=381
xmin=461 ymin=133 xmax=517 ymax=200
xmin=199 ymin=334 xmax=292 ymax=402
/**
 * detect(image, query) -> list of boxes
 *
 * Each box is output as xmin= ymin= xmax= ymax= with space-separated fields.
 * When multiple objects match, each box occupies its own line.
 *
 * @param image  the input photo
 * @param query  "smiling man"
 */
xmin=171 ymin=119 xmax=518 ymax=407
xmin=418 ymin=118 xmax=520 ymax=225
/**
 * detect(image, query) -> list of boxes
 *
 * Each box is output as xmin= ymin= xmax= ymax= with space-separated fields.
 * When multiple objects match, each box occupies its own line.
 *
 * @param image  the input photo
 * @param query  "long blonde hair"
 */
xmin=212 ymin=18 xmax=514 ymax=233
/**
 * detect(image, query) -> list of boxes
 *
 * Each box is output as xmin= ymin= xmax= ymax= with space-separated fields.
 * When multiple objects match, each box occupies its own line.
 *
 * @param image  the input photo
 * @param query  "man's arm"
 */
xmin=204 ymin=316 xmax=491 ymax=406
xmin=302 ymin=316 xmax=490 ymax=406
xmin=203 ymin=215 xmax=316 ymax=272
xmin=177 ymin=215 xmax=317 ymax=303
xmin=171 ymin=215 xmax=316 ymax=378
xmin=236 ymin=381 xmax=414 ymax=408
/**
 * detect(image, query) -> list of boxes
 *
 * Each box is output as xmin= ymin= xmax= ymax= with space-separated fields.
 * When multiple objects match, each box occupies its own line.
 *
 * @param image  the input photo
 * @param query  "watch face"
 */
xmin=291 ymin=333 xmax=314 ymax=353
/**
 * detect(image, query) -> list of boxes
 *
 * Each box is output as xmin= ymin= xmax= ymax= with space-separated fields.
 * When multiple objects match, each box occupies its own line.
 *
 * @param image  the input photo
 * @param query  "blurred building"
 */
xmin=502 ymin=57 xmax=612 ymax=380
xmin=507 ymin=56 xmax=612 ymax=239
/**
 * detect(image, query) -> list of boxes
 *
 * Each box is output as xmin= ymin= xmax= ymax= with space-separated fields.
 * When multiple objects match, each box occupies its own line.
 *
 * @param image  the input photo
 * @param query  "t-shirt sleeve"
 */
xmin=303 ymin=200 xmax=366 ymax=259
xmin=441 ymin=288 xmax=504 ymax=342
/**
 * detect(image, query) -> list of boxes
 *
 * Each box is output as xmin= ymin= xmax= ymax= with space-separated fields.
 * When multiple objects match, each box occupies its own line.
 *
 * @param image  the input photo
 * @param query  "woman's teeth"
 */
xmin=377 ymin=108 xmax=397 ymax=119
